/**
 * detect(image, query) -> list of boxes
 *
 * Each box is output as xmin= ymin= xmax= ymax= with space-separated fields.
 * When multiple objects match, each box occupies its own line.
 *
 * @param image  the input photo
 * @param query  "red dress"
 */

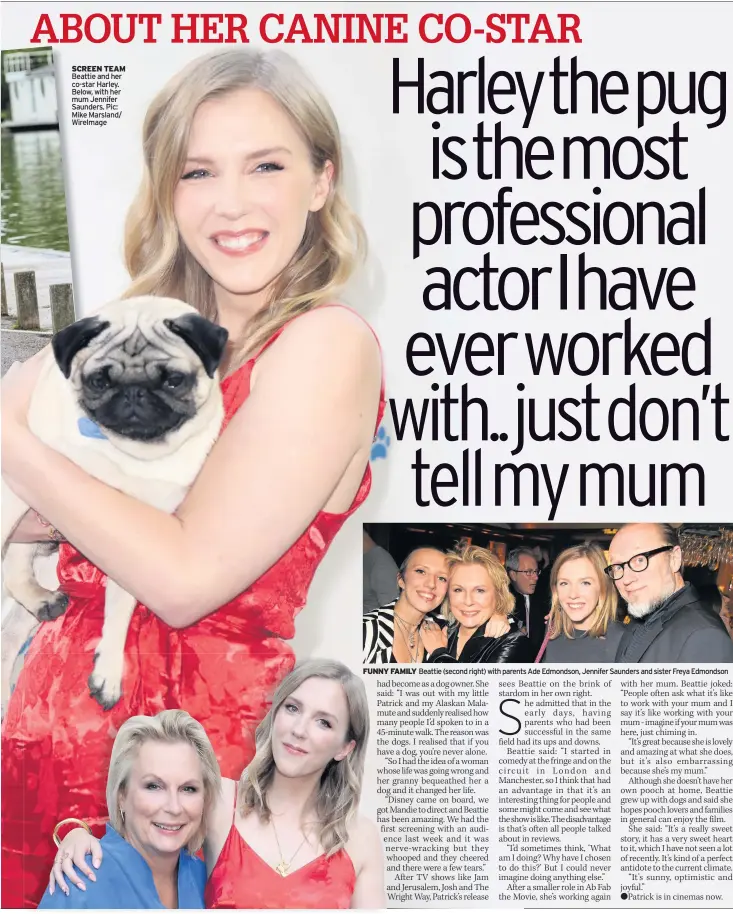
xmin=1 ymin=313 xmax=384 ymax=909
xmin=204 ymin=826 xmax=356 ymax=909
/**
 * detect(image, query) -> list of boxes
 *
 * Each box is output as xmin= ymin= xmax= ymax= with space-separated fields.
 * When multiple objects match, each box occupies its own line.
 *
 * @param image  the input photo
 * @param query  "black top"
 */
xmin=615 ymin=583 xmax=733 ymax=663
xmin=425 ymin=621 xmax=532 ymax=663
xmin=544 ymin=620 xmax=625 ymax=664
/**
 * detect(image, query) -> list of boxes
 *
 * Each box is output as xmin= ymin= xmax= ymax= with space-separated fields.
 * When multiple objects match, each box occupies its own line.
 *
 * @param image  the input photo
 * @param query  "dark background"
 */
xmin=365 ymin=522 xmax=732 ymax=599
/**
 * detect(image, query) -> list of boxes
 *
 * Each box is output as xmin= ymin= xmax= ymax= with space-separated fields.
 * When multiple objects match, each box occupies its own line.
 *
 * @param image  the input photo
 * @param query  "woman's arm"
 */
xmin=203 ymin=777 xmax=237 ymax=876
xmin=423 ymin=647 xmax=457 ymax=663
xmin=491 ymin=631 xmax=534 ymax=663
xmin=2 ymin=308 xmax=381 ymax=627
xmin=350 ymin=817 xmax=386 ymax=909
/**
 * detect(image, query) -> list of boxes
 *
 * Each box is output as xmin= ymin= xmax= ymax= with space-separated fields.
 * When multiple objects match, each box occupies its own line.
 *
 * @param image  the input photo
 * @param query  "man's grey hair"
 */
xmin=506 ymin=547 xmax=538 ymax=572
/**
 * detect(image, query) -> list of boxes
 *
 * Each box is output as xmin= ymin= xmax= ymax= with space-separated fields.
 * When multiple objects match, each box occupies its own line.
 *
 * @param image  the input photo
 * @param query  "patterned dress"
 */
xmin=1 ymin=311 xmax=384 ymax=908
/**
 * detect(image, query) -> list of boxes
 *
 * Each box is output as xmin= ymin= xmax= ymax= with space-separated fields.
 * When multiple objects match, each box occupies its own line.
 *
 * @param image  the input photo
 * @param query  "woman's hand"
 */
xmin=49 ymin=829 xmax=103 ymax=896
xmin=8 ymin=509 xmax=65 ymax=544
xmin=420 ymin=618 xmax=447 ymax=655
xmin=485 ymin=614 xmax=511 ymax=638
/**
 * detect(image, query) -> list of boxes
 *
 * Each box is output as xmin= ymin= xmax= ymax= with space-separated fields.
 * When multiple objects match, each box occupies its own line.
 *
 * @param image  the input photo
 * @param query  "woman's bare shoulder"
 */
xmin=346 ymin=815 xmax=386 ymax=906
xmin=262 ymin=306 xmax=380 ymax=367
xmin=346 ymin=815 xmax=382 ymax=866
xmin=249 ymin=306 xmax=381 ymax=421
xmin=204 ymin=777 xmax=237 ymax=871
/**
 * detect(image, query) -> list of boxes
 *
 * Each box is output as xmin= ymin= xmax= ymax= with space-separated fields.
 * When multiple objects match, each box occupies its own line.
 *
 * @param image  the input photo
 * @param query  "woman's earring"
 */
xmin=120 ymin=808 xmax=125 ymax=823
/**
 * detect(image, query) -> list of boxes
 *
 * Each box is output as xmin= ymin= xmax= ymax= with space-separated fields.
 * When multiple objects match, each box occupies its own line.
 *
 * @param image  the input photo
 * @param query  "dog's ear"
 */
xmin=52 ymin=317 xmax=111 ymax=379
xmin=164 ymin=315 xmax=229 ymax=378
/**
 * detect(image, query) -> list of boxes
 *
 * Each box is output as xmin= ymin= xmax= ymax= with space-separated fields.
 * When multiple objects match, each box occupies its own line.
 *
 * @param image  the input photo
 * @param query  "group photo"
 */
xmin=363 ymin=522 xmax=733 ymax=665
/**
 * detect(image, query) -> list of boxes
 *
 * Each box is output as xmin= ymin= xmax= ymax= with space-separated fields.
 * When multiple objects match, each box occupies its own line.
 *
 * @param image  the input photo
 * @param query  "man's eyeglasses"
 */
xmin=604 ymin=545 xmax=674 ymax=581
xmin=514 ymin=568 xmax=540 ymax=577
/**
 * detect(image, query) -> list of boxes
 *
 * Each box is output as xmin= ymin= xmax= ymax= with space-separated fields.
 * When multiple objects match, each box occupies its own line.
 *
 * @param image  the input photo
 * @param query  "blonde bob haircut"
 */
xmin=107 ymin=709 xmax=221 ymax=855
xmin=548 ymin=543 xmax=618 ymax=640
xmin=444 ymin=542 xmax=515 ymax=622
xmin=238 ymin=659 xmax=368 ymax=855
xmin=124 ymin=48 xmax=365 ymax=370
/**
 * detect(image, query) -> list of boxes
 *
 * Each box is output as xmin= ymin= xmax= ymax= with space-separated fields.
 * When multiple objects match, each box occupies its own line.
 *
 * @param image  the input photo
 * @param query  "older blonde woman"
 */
xmin=422 ymin=544 xmax=531 ymax=663
xmin=542 ymin=543 xmax=622 ymax=663
xmin=1 ymin=48 xmax=382 ymax=907
xmin=40 ymin=710 xmax=220 ymax=909
xmin=49 ymin=660 xmax=384 ymax=909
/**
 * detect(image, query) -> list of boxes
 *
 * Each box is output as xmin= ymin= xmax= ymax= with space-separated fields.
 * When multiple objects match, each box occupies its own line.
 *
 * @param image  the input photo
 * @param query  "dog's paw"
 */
xmin=88 ymin=650 xmax=124 ymax=710
xmin=88 ymin=669 xmax=123 ymax=710
xmin=35 ymin=592 xmax=69 ymax=622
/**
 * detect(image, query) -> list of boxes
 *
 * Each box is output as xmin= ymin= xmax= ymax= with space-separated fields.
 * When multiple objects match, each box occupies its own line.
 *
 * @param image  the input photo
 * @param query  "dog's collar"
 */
xmin=78 ymin=417 xmax=108 ymax=440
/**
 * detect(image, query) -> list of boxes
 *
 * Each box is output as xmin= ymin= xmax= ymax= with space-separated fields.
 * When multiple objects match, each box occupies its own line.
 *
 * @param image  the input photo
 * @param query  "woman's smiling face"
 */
xmin=271 ymin=677 xmax=354 ymax=779
xmin=173 ymin=87 xmax=332 ymax=318
xmin=119 ymin=740 xmax=205 ymax=862
xmin=449 ymin=563 xmax=496 ymax=631
xmin=555 ymin=556 xmax=602 ymax=631
xmin=397 ymin=549 xmax=449 ymax=616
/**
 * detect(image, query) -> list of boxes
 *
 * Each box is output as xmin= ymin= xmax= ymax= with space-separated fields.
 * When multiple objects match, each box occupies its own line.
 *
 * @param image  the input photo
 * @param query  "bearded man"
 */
xmin=608 ymin=523 xmax=733 ymax=663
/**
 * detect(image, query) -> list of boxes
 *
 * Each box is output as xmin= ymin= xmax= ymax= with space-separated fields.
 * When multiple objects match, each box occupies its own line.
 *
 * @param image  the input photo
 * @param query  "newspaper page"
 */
xmin=0 ymin=2 xmax=731 ymax=911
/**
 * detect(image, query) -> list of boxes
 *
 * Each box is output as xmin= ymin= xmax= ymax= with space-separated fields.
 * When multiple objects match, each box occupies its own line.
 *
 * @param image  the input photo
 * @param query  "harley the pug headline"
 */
xmin=385 ymin=57 xmax=729 ymax=518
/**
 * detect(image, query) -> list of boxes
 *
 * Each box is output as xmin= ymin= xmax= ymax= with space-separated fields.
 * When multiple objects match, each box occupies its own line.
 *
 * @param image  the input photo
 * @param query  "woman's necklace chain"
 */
xmin=394 ymin=612 xmax=421 ymax=663
xmin=271 ymin=818 xmax=310 ymax=877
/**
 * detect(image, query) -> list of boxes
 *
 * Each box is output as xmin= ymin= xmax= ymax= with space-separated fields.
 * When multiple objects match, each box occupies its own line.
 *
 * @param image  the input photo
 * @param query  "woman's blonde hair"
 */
xmin=107 ymin=709 xmax=221 ymax=854
xmin=444 ymin=542 xmax=515 ymax=622
xmin=548 ymin=543 xmax=618 ymax=639
xmin=238 ymin=659 xmax=368 ymax=855
xmin=124 ymin=49 xmax=365 ymax=370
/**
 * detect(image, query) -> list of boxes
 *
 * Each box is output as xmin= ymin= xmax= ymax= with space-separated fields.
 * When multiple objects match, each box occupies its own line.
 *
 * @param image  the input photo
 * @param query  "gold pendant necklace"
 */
xmin=271 ymin=819 xmax=309 ymax=877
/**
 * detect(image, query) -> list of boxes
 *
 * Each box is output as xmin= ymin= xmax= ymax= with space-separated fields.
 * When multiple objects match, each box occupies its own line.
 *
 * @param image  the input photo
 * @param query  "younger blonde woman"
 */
xmin=543 ymin=543 xmax=622 ymax=663
xmin=362 ymin=547 xmax=449 ymax=664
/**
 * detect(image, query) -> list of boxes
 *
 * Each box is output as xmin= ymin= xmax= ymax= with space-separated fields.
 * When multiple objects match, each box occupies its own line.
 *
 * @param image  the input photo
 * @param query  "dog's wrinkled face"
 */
xmin=53 ymin=297 xmax=228 ymax=443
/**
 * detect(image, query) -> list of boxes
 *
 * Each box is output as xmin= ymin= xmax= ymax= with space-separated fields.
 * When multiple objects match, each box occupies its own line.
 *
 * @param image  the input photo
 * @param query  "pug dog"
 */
xmin=2 ymin=296 xmax=228 ymax=712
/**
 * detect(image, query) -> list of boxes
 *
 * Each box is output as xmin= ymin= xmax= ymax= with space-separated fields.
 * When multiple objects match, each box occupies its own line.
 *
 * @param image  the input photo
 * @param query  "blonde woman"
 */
xmin=362 ymin=547 xmax=450 ymax=664
xmin=542 ymin=543 xmax=622 ymax=663
xmin=422 ymin=544 xmax=531 ymax=662
xmin=40 ymin=710 xmax=220 ymax=909
xmin=49 ymin=661 xmax=385 ymax=909
xmin=1 ymin=49 xmax=382 ymax=907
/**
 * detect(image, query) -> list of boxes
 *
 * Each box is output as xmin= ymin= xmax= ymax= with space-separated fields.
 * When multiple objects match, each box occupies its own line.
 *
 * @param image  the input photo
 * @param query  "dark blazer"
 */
xmin=425 ymin=621 xmax=533 ymax=663
xmin=509 ymin=587 xmax=549 ymax=655
xmin=615 ymin=583 xmax=733 ymax=663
